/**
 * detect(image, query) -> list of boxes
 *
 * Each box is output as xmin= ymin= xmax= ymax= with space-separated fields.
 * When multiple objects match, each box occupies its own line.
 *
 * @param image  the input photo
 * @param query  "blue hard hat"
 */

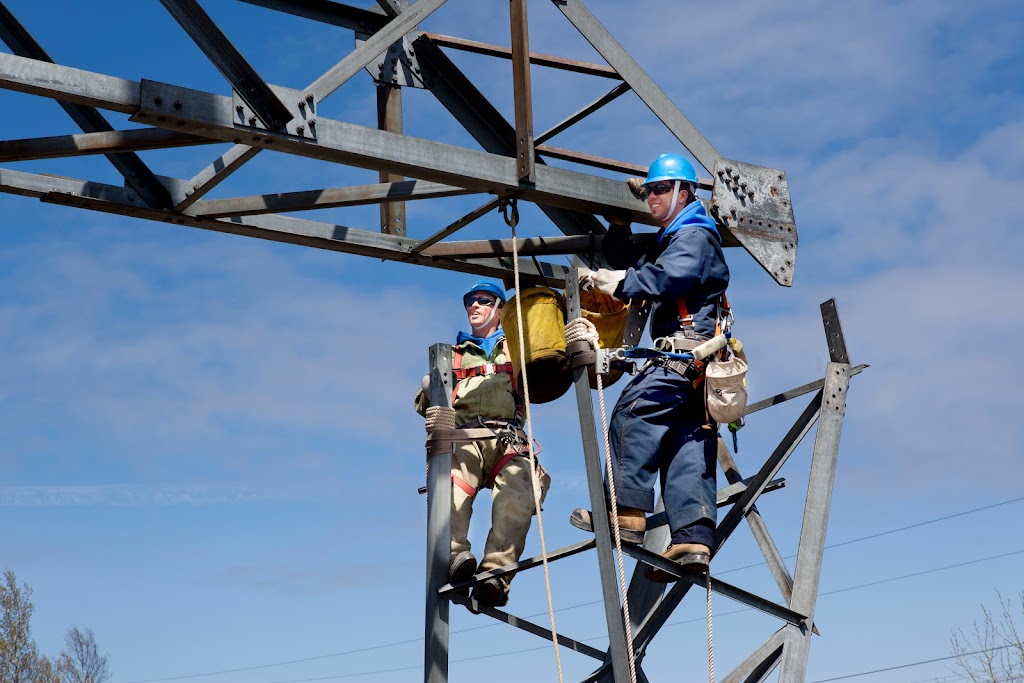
xmin=644 ymin=154 xmax=698 ymax=186
xmin=463 ymin=281 xmax=507 ymax=307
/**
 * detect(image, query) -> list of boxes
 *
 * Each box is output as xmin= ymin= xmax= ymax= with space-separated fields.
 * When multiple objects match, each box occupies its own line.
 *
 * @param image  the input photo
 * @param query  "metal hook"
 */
xmin=500 ymin=196 xmax=520 ymax=228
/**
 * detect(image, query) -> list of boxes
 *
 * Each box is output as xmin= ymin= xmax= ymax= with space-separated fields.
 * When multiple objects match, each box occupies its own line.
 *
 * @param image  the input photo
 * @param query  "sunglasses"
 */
xmin=465 ymin=295 xmax=497 ymax=308
xmin=646 ymin=182 xmax=678 ymax=196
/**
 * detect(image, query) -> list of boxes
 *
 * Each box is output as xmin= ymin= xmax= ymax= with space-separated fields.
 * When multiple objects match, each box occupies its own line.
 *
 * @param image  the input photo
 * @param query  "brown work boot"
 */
xmin=644 ymin=543 xmax=711 ymax=583
xmin=569 ymin=506 xmax=646 ymax=544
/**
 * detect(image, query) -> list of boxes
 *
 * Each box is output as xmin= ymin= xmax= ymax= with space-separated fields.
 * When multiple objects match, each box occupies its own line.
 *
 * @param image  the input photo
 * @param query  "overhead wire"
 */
xmin=116 ymin=495 xmax=1024 ymax=683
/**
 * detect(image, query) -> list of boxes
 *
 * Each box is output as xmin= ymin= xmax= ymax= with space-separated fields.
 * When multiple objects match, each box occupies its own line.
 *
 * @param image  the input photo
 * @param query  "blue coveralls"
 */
xmin=603 ymin=200 xmax=729 ymax=546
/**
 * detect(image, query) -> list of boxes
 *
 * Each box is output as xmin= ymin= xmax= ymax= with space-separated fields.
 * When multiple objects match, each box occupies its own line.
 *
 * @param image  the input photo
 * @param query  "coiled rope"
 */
xmin=564 ymin=316 xmax=638 ymax=683
xmin=507 ymin=205 xmax=565 ymax=683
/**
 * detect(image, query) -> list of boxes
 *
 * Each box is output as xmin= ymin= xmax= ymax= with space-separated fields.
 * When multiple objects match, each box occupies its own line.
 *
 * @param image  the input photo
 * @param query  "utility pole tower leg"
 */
xmin=425 ymin=343 xmax=454 ymax=683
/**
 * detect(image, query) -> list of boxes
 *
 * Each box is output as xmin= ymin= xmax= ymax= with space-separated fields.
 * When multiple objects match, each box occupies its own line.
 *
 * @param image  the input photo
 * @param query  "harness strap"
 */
xmin=452 ymin=474 xmax=478 ymax=500
xmin=677 ymin=293 xmax=732 ymax=344
xmin=451 ymin=339 xmax=523 ymax=421
xmin=487 ymin=449 xmax=522 ymax=488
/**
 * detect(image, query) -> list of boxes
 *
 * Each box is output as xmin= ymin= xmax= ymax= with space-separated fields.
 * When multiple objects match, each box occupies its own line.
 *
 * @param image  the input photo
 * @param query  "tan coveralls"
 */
xmin=417 ymin=337 xmax=549 ymax=593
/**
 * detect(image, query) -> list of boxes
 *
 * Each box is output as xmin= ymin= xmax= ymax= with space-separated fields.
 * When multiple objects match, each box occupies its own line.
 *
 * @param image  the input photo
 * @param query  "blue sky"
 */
xmin=2 ymin=1 xmax=1023 ymax=682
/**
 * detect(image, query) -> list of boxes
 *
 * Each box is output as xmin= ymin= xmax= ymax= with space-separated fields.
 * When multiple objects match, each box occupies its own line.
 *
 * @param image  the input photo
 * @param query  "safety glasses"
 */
xmin=465 ymin=295 xmax=497 ymax=308
xmin=646 ymin=182 xmax=677 ymax=196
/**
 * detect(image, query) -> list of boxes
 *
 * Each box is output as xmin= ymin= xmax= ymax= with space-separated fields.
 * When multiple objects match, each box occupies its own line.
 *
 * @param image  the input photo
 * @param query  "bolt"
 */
xmin=747 ymin=191 xmax=755 ymax=199
xmin=193 ymin=183 xmax=200 ymax=191
xmin=154 ymin=96 xmax=163 ymax=105
xmin=185 ymin=189 xmax=193 ymax=196
xmin=296 ymin=125 xmax=305 ymax=134
xmin=127 ymin=193 xmax=136 ymax=202
xmin=236 ymin=104 xmax=244 ymax=113
xmin=298 ymin=100 xmax=305 ymax=108
xmin=305 ymin=94 xmax=314 ymax=104
xmin=249 ymin=116 xmax=257 ymax=125
xmin=308 ymin=118 xmax=316 ymax=127
xmin=173 ymin=100 xmax=182 ymax=110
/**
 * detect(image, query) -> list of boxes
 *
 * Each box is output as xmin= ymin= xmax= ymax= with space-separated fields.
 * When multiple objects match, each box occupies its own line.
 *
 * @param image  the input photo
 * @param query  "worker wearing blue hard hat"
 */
xmin=572 ymin=154 xmax=729 ymax=579
xmin=416 ymin=280 xmax=549 ymax=608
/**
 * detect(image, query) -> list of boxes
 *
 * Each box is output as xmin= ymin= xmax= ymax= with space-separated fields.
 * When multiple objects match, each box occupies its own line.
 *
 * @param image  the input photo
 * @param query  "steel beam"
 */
xmin=553 ymin=0 xmax=720 ymax=173
xmin=715 ymin=393 xmax=822 ymax=549
xmin=718 ymin=441 xmax=796 ymax=608
xmin=744 ymin=364 xmax=867 ymax=417
xmin=424 ymin=343 xmax=453 ymax=683
xmin=0 ymin=129 xmax=213 ymax=163
xmin=176 ymin=0 xmax=444 ymax=209
xmin=410 ymin=197 xmax=502 ymax=255
xmin=193 ymin=180 xmax=470 ymax=218
xmin=413 ymin=34 xmax=608 ymax=240
xmin=160 ymin=0 xmax=294 ymax=130
xmin=237 ymin=0 xmax=389 ymax=32
xmin=422 ymin=32 xmax=621 ymax=79
xmin=509 ymin=0 xmax=535 ymax=183
xmin=0 ymin=166 xmax=566 ymax=285
xmin=720 ymin=628 xmax=786 ymax=683
xmin=565 ymin=272 xmax=634 ymax=683
xmin=778 ymin=304 xmax=853 ymax=683
xmin=535 ymin=81 xmax=631 ymax=145
xmin=458 ymin=603 xmax=606 ymax=661
xmin=377 ymin=83 xmax=407 ymax=235
xmin=0 ymin=9 xmax=171 ymax=209
xmin=422 ymin=234 xmax=600 ymax=258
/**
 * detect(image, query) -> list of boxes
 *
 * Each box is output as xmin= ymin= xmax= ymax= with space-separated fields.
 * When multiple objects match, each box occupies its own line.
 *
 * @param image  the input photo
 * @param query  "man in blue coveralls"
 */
xmin=570 ymin=153 xmax=729 ymax=579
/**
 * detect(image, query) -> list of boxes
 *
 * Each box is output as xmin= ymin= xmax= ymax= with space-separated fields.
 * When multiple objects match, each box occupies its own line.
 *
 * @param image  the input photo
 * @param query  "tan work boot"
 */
xmin=645 ymin=543 xmax=711 ymax=583
xmin=569 ymin=506 xmax=646 ymax=544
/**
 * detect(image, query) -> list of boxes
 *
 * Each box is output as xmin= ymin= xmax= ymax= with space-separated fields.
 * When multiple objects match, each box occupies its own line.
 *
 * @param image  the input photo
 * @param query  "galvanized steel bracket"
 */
xmin=711 ymin=158 xmax=797 ymax=286
xmin=231 ymin=85 xmax=318 ymax=140
xmin=355 ymin=33 xmax=425 ymax=88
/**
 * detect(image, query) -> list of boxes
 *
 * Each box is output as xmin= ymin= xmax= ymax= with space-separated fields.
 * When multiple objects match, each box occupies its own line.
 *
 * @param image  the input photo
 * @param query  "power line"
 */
xmin=116 ymin=495 xmax=1024 ymax=683
xmin=175 ymin=546 xmax=1024 ymax=683
xmin=715 ymin=495 xmax=1024 ymax=577
xmin=808 ymin=643 xmax=1017 ymax=682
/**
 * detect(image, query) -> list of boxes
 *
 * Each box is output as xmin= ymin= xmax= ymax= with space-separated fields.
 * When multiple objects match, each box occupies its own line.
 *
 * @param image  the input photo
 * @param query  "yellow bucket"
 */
xmin=500 ymin=287 xmax=572 ymax=404
xmin=580 ymin=289 xmax=629 ymax=389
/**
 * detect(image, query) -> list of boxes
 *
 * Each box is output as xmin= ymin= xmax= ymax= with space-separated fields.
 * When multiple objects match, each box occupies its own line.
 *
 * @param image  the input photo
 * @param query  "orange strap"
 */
xmin=677 ymin=293 xmax=731 ymax=338
xmin=452 ymin=474 xmax=478 ymax=499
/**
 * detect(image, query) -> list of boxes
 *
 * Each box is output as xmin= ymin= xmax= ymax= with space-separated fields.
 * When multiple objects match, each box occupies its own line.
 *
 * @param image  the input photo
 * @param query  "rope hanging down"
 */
xmin=509 ymin=218 xmax=564 ymax=683
xmin=565 ymin=316 xmax=638 ymax=683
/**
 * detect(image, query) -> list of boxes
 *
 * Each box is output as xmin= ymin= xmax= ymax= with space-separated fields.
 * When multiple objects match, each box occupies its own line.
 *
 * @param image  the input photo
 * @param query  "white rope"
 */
xmin=510 ymin=221 xmax=564 ymax=683
xmin=565 ymin=316 xmax=638 ymax=683
xmin=424 ymin=405 xmax=457 ymax=433
xmin=707 ymin=569 xmax=715 ymax=683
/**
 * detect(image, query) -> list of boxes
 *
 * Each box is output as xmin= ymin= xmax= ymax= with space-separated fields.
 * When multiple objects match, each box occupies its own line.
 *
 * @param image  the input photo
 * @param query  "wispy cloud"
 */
xmin=0 ymin=483 xmax=295 ymax=507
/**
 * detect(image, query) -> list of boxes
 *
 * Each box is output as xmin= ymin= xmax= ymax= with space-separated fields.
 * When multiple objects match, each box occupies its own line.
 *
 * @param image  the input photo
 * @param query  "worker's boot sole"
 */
xmin=644 ymin=544 xmax=710 ymax=583
xmin=449 ymin=551 xmax=478 ymax=585
xmin=472 ymin=577 xmax=509 ymax=608
xmin=569 ymin=508 xmax=645 ymax=545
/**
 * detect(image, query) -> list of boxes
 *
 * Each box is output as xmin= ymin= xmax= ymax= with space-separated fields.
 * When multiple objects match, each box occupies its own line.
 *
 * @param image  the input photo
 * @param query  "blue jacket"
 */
xmin=603 ymin=201 xmax=729 ymax=339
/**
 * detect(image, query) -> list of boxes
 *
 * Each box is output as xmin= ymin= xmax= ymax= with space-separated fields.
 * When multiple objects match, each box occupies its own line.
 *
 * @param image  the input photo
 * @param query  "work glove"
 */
xmin=581 ymin=268 xmax=626 ymax=298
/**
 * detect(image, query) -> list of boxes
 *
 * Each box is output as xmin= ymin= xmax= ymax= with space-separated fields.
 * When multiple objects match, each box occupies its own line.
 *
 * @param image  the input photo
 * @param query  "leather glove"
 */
xmin=577 ymin=266 xmax=595 ymax=290
xmin=583 ymin=268 xmax=626 ymax=298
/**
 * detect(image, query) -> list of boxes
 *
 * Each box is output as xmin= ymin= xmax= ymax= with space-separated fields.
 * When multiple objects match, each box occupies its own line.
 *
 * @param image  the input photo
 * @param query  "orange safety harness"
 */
xmin=673 ymin=292 xmax=732 ymax=389
xmin=450 ymin=338 xmax=535 ymax=499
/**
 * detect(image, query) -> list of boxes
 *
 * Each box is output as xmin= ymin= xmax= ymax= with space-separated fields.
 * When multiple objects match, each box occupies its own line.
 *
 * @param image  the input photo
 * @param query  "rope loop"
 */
xmin=424 ymin=405 xmax=456 ymax=433
xmin=565 ymin=317 xmax=599 ymax=348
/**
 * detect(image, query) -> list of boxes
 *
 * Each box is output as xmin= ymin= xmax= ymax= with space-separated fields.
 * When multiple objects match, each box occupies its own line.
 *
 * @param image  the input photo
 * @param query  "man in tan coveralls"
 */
xmin=417 ymin=281 xmax=549 ymax=608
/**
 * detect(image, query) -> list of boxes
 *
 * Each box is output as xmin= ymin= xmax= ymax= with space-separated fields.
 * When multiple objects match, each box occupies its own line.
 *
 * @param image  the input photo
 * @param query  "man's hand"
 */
xmin=582 ymin=268 xmax=625 ymax=298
